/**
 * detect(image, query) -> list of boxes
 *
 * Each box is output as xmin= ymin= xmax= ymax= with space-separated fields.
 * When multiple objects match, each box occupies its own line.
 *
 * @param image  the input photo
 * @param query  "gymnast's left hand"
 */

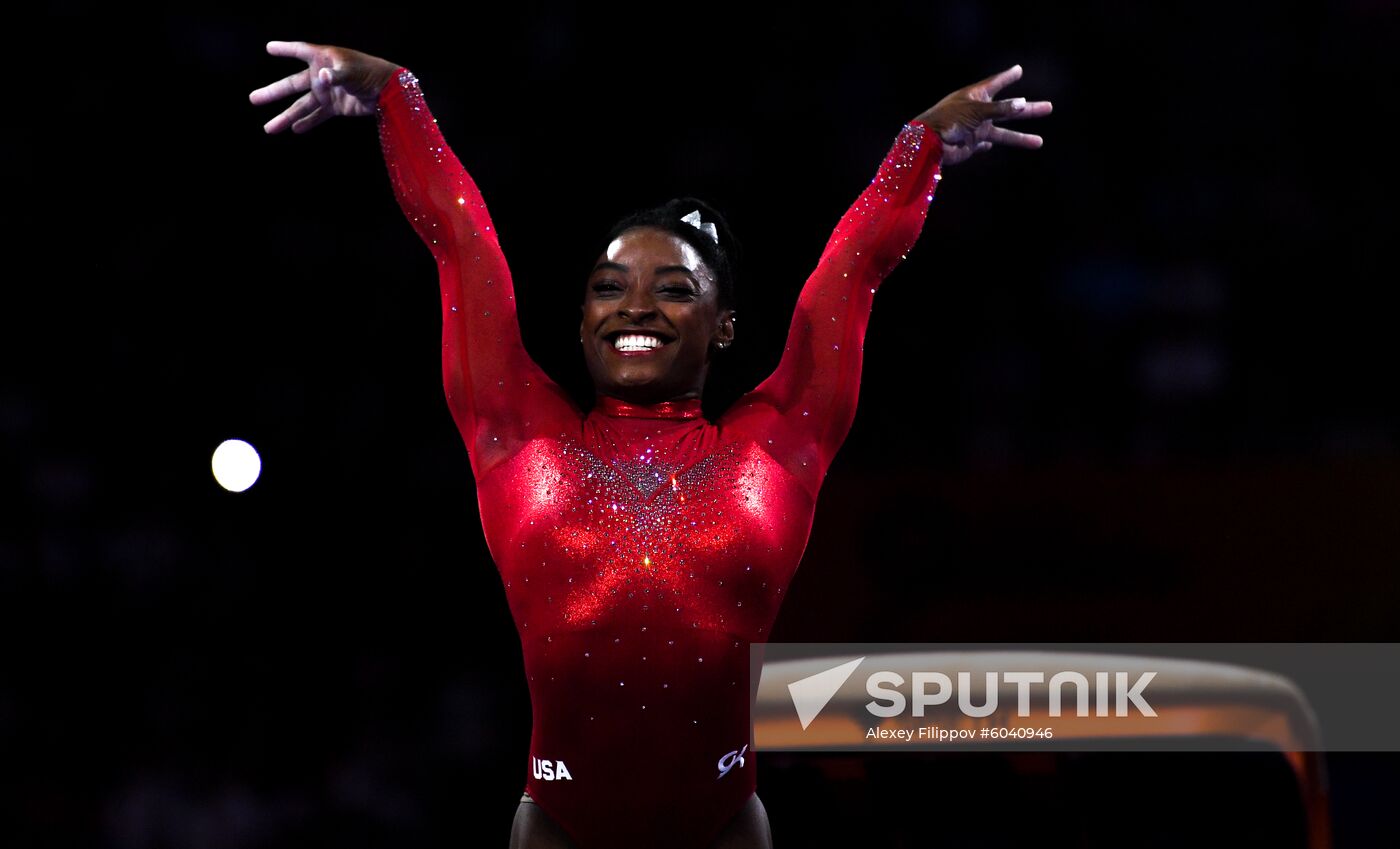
xmin=914 ymin=64 xmax=1053 ymax=167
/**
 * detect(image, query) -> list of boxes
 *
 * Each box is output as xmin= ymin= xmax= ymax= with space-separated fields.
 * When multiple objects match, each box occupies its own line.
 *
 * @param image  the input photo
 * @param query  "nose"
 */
xmin=616 ymin=286 xmax=658 ymax=321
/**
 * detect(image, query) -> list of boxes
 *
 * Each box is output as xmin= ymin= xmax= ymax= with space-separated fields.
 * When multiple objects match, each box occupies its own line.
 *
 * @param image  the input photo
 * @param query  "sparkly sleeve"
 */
xmin=376 ymin=67 xmax=581 ymax=480
xmin=720 ymin=120 xmax=943 ymax=496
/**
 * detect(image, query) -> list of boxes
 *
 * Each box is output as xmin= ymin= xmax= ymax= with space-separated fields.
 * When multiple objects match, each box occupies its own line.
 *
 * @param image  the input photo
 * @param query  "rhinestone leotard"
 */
xmin=375 ymin=67 xmax=943 ymax=849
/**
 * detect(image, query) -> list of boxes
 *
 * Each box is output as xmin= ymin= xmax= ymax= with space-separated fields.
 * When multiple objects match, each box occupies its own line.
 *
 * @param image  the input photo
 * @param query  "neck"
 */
xmin=594 ymin=393 xmax=705 ymax=420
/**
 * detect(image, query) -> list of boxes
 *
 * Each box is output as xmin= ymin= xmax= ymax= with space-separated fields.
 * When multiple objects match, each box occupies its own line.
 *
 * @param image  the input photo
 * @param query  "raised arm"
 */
xmin=720 ymin=120 xmax=944 ymax=497
xmin=252 ymin=41 xmax=580 ymax=480
xmin=374 ymin=67 xmax=581 ymax=478
xmin=719 ymin=64 xmax=1051 ymax=497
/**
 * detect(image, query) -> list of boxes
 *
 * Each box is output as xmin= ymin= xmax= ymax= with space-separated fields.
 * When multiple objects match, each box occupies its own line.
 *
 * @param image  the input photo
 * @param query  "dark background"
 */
xmin=5 ymin=0 xmax=1398 ymax=846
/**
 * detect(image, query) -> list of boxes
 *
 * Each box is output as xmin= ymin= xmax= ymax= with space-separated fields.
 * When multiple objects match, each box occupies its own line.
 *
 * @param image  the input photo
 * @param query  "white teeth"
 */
xmin=613 ymin=333 xmax=665 ymax=352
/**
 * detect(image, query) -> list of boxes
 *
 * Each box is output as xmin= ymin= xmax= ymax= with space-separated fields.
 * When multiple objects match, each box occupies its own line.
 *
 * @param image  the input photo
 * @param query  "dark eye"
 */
xmin=591 ymin=280 xmax=622 ymax=293
xmin=661 ymin=285 xmax=696 ymax=297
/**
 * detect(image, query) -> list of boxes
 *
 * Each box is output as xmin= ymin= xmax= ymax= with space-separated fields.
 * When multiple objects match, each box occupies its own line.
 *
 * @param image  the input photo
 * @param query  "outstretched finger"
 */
xmin=984 ymin=97 xmax=1030 ymax=120
xmin=975 ymin=63 xmax=1022 ymax=98
xmin=249 ymin=67 xmax=310 ymax=105
xmin=265 ymin=40 xmax=318 ymax=62
xmin=292 ymin=105 xmax=332 ymax=134
xmin=995 ymin=99 xmax=1054 ymax=121
xmin=263 ymin=90 xmax=317 ymax=134
xmin=986 ymin=125 xmax=1044 ymax=148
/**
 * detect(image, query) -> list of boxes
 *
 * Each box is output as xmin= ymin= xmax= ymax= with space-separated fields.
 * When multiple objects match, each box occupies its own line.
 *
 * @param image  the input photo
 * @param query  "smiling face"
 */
xmin=580 ymin=226 xmax=735 ymax=405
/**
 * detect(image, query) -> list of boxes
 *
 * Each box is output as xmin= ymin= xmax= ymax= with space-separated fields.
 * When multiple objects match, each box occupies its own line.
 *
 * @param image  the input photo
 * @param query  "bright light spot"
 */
xmin=212 ymin=439 xmax=261 ymax=492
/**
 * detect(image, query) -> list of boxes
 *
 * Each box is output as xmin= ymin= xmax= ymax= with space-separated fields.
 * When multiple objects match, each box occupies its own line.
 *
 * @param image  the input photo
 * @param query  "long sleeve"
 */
xmin=720 ymin=120 xmax=944 ymax=497
xmin=376 ymin=67 xmax=580 ymax=480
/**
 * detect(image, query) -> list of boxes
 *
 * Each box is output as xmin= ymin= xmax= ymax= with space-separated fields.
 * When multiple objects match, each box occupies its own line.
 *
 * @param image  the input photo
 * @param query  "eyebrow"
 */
xmin=591 ymin=261 xmax=699 ymax=282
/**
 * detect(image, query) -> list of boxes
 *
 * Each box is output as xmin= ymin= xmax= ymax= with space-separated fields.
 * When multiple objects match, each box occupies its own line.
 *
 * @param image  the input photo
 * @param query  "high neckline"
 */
xmin=595 ymin=395 xmax=705 ymax=420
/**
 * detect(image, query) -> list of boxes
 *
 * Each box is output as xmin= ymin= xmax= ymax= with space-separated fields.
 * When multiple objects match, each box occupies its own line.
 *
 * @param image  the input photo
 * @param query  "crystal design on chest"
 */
xmin=504 ymin=438 xmax=750 ymax=626
xmin=561 ymin=439 xmax=744 ymax=507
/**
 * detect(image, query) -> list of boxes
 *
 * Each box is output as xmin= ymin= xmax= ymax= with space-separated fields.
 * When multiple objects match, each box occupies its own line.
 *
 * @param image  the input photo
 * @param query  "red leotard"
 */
xmin=375 ymin=67 xmax=943 ymax=849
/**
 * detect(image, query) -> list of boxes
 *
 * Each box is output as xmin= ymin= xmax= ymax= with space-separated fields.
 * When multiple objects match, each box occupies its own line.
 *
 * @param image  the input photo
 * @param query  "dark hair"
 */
xmin=595 ymin=196 xmax=742 ymax=314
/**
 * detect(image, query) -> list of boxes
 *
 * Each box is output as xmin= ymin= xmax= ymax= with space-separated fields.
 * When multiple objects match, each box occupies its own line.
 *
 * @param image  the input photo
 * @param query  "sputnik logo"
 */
xmin=787 ymin=657 xmax=866 ymax=730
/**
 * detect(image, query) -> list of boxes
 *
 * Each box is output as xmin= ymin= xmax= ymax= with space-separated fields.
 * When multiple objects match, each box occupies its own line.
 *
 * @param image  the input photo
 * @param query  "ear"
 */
xmin=714 ymin=308 xmax=736 ymax=348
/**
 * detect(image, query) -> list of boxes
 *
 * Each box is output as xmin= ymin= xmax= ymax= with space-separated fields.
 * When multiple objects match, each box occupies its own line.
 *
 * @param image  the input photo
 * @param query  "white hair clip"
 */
xmin=680 ymin=209 xmax=719 ymax=244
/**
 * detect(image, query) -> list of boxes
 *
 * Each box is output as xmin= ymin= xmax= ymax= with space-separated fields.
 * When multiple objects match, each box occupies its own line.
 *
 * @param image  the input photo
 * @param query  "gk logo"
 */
xmin=717 ymin=744 xmax=748 ymax=779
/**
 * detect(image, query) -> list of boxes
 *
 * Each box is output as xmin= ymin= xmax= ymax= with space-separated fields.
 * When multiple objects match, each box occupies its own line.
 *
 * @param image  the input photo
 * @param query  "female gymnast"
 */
xmin=251 ymin=40 xmax=1050 ymax=849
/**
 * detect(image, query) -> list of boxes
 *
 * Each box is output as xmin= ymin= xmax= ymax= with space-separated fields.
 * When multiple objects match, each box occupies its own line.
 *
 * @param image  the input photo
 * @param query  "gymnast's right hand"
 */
xmin=250 ymin=41 xmax=400 ymax=133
